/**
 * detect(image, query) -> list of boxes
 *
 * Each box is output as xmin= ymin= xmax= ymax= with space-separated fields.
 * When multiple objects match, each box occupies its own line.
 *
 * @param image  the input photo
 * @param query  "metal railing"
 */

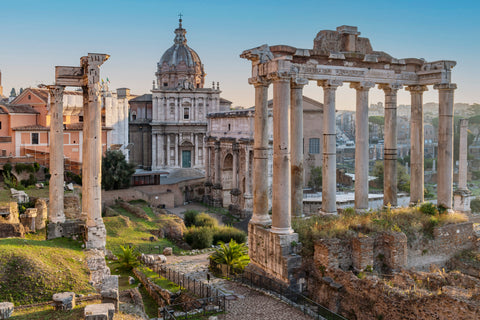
xmin=160 ymin=295 xmax=226 ymax=320
xmin=234 ymin=270 xmax=348 ymax=320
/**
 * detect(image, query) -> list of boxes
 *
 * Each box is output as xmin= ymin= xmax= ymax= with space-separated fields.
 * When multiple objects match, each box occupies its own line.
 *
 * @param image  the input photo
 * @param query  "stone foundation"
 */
xmin=52 ymin=292 xmax=75 ymax=310
xmin=0 ymin=223 xmax=25 ymax=238
xmin=34 ymin=199 xmax=48 ymax=230
xmin=86 ymin=223 xmax=107 ymax=250
xmin=454 ymin=189 xmax=471 ymax=213
xmin=19 ymin=208 xmax=37 ymax=233
xmin=248 ymin=223 xmax=302 ymax=287
xmin=46 ymin=220 xmax=85 ymax=240
xmin=101 ymin=275 xmax=119 ymax=312
xmin=85 ymin=249 xmax=111 ymax=289
xmin=84 ymin=303 xmax=115 ymax=320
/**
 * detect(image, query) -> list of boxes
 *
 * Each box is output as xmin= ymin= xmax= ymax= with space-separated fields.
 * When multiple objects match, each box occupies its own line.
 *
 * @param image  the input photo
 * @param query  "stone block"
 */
xmin=380 ymin=232 xmax=407 ymax=272
xmin=0 ymin=223 xmax=25 ymax=238
xmin=86 ymin=224 xmax=107 ymax=250
xmin=101 ymin=275 xmax=119 ymax=311
xmin=453 ymin=190 xmax=471 ymax=213
xmin=52 ymin=292 xmax=75 ymax=310
xmin=47 ymin=220 xmax=85 ymax=240
xmin=163 ymin=247 xmax=173 ymax=255
xmin=34 ymin=198 xmax=47 ymax=230
xmin=85 ymin=249 xmax=111 ymax=289
xmin=0 ymin=302 xmax=14 ymax=319
xmin=19 ymin=208 xmax=37 ymax=233
xmin=351 ymin=236 xmax=374 ymax=271
xmin=84 ymin=303 xmax=115 ymax=320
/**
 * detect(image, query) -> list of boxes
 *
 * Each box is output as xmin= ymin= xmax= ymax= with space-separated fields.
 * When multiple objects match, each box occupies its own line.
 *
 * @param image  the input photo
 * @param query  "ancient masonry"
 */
xmin=47 ymin=53 xmax=109 ymax=250
xmin=241 ymin=25 xmax=456 ymax=286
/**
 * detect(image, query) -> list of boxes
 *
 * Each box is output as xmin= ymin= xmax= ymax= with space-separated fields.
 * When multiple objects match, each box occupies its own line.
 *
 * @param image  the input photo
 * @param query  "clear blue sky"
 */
xmin=0 ymin=0 xmax=478 ymax=109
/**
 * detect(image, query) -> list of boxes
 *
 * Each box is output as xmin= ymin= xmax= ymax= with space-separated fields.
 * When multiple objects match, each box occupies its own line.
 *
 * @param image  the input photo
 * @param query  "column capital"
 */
xmin=48 ymin=85 xmax=65 ymax=97
xmin=291 ymin=78 xmax=308 ymax=89
xmin=318 ymin=79 xmax=343 ymax=89
xmin=268 ymin=72 xmax=291 ymax=83
xmin=350 ymin=81 xmax=375 ymax=91
xmin=248 ymin=77 xmax=270 ymax=88
xmin=433 ymin=83 xmax=457 ymax=91
xmin=379 ymin=83 xmax=402 ymax=93
xmin=406 ymin=85 xmax=428 ymax=93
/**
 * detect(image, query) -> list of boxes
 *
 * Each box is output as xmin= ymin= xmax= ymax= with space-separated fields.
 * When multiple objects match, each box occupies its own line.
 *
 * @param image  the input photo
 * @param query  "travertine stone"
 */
xmin=271 ymin=76 xmax=293 ymax=234
xmin=379 ymin=83 xmax=402 ymax=207
xmin=0 ymin=302 xmax=14 ymax=319
xmin=48 ymin=85 xmax=65 ymax=224
xmin=319 ymin=80 xmax=342 ymax=214
xmin=84 ymin=303 xmax=115 ymax=320
xmin=52 ymin=292 xmax=75 ymax=310
xmin=454 ymin=119 xmax=471 ymax=212
xmin=34 ymin=198 xmax=48 ymax=230
xmin=250 ymin=79 xmax=271 ymax=225
xmin=101 ymin=275 xmax=119 ymax=311
xmin=291 ymin=78 xmax=308 ymax=217
xmin=435 ymin=83 xmax=457 ymax=210
xmin=351 ymin=81 xmax=374 ymax=210
xmin=407 ymin=85 xmax=428 ymax=204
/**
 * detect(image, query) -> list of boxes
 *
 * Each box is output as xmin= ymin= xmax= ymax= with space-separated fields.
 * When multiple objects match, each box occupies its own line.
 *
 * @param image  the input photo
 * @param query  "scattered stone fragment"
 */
xmin=52 ymin=292 xmax=75 ymax=310
xmin=163 ymin=247 xmax=173 ymax=255
xmin=84 ymin=303 xmax=115 ymax=320
xmin=0 ymin=302 xmax=14 ymax=319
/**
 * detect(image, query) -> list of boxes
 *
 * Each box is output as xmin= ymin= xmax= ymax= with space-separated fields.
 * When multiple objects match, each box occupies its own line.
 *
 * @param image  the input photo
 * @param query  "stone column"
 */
xmin=232 ymin=143 xmax=239 ymax=189
xmin=351 ymin=81 xmax=374 ymax=211
xmin=205 ymin=145 xmax=211 ymax=180
xmin=48 ymin=85 xmax=65 ymax=224
xmin=244 ymin=147 xmax=253 ymax=214
xmin=214 ymin=141 xmax=221 ymax=185
xmin=194 ymin=134 xmax=199 ymax=167
xmin=406 ymin=85 xmax=428 ymax=204
xmin=250 ymin=78 xmax=271 ymax=225
xmin=166 ymin=135 xmax=171 ymax=166
xmin=271 ymin=75 xmax=293 ymax=234
xmin=83 ymin=53 xmax=109 ymax=250
xmin=318 ymin=80 xmax=342 ymax=214
xmin=454 ymin=119 xmax=471 ymax=212
xmin=158 ymin=134 xmax=164 ymax=167
xmin=379 ymin=83 xmax=402 ymax=207
xmin=435 ymin=83 xmax=457 ymax=210
xmin=291 ymin=78 xmax=308 ymax=217
xmin=151 ymin=134 xmax=157 ymax=170
xmin=175 ymin=134 xmax=179 ymax=167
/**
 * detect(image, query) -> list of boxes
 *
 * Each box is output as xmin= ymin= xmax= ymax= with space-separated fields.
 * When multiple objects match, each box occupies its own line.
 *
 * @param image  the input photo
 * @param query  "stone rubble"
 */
xmin=0 ymin=302 xmax=14 ymax=320
xmin=52 ymin=292 xmax=75 ymax=311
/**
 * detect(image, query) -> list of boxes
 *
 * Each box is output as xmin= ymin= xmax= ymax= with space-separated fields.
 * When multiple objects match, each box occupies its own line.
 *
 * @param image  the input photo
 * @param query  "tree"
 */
xmin=210 ymin=239 xmax=250 ymax=275
xmin=371 ymin=161 xmax=410 ymax=193
xmin=117 ymin=245 xmax=140 ymax=271
xmin=101 ymin=150 xmax=135 ymax=190
xmin=308 ymin=166 xmax=322 ymax=191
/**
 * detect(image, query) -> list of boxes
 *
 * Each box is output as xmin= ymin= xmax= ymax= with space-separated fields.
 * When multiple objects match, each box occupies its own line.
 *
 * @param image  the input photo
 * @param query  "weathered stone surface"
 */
xmin=85 ymin=249 xmax=111 ymax=289
xmin=163 ymin=247 xmax=173 ymax=255
xmin=101 ymin=275 xmax=119 ymax=311
xmin=19 ymin=208 xmax=37 ymax=233
xmin=140 ymin=254 xmax=166 ymax=265
xmin=351 ymin=236 xmax=374 ymax=271
xmin=52 ymin=292 xmax=75 ymax=310
xmin=0 ymin=203 xmax=19 ymax=225
xmin=46 ymin=220 xmax=84 ymax=240
xmin=0 ymin=223 xmax=25 ymax=238
xmin=84 ymin=303 xmax=115 ymax=320
xmin=0 ymin=302 xmax=14 ymax=319
xmin=34 ymin=198 xmax=48 ymax=230
xmin=160 ymin=218 xmax=185 ymax=240
xmin=64 ymin=194 xmax=82 ymax=220
xmin=10 ymin=188 xmax=28 ymax=203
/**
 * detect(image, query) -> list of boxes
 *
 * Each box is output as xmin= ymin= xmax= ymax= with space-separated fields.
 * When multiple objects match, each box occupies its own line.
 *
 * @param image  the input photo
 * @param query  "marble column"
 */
xmin=435 ymin=83 xmax=457 ymax=210
xmin=194 ymin=134 xmax=199 ymax=167
xmin=458 ymin=119 xmax=468 ymax=190
xmin=290 ymin=78 xmax=308 ymax=217
xmin=318 ymin=80 xmax=342 ymax=214
xmin=244 ymin=147 xmax=253 ymax=213
xmin=351 ymin=81 xmax=374 ymax=211
xmin=151 ymin=134 xmax=157 ymax=170
xmin=166 ymin=135 xmax=171 ymax=166
xmin=250 ymin=78 xmax=271 ymax=225
xmin=271 ymin=75 xmax=293 ymax=234
xmin=48 ymin=85 xmax=65 ymax=223
xmin=406 ymin=85 xmax=428 ymax=204
xmin=379 ymin=83 xmax=402 ymax=207
xmin=214 ymin=141 xmax=221 ymax=185
xmin=83 ymin=53 xmax=109 ymax=250
xmin=205 ymin=145 xmax=211 ymax=180
xmin=158 ymin=134 xmax=164 ymax=167
xmin=175 ymin=134 xmax=179 ymax=167
xmin=232 ymin=143 xmax=239 ymax=189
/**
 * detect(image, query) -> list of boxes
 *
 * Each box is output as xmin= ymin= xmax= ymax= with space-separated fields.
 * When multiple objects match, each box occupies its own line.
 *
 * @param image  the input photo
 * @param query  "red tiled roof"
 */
xmin=4 ymin=104 xmax=39 ymax=114
xmin=12 ymin=125 xmax=49 ymax=131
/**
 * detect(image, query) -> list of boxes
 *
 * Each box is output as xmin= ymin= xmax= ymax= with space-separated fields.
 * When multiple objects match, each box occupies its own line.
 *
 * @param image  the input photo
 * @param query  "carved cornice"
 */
xmin=240 ymin=44 xmax=273 ymax=63
xmin=350 ymin=81 xmax=375 ymax=91
xmin=405 ymin=85 xmax=428 ymax=93
xmin=433 ymin=83 xmax=457 ymax=91
xmin=317 ymin=79 xmax=343 ymax=89
xmin=267 ymin=71 xmax=291 ymax=82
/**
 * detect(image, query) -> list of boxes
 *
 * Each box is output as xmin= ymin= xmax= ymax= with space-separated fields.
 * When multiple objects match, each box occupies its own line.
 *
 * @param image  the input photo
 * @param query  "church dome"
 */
xmin=156 ymin=19 xmax=205 ymax=89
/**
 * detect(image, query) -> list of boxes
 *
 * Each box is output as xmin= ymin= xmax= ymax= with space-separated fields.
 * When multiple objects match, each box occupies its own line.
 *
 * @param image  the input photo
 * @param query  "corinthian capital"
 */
xmin=291 ymin=78 xmax=308 ymax=89
xmin=48 ymin=85 xmax=65 ymax=110
xmin=248 ymin=77 xmax=270 ymax=88
xmin=406 ymin=85 xmax=428 ymax=93
xmin=317 ymin=79 xmax=343 ymax=89
xmin=378 ymin=83 xmax=402 ymax=93
xmin=350 ymin=81 xmax=375 ymax=91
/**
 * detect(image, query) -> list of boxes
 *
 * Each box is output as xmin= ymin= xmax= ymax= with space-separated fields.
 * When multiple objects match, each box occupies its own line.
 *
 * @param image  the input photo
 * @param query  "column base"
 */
xmin=454 ymin=189 xmax=471 ymax=213
xmin=354 ymin=208 xmax=369 ymax=214
xmin=86 ymin=223 xmax=107 ymax=250
xmin=271 ymin=226 xmax=294 ymax=234
xmin=250 ymin=215 xmax=271 ymax=226
xmin=319 ymin=210 xmax=338 ymax=216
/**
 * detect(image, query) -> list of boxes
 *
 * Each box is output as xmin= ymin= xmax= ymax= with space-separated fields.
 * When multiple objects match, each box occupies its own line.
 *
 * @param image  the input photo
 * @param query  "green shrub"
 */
xmin=195 ymin=213 xmax=218 ymax=228
xmin=33 ymin=162 xmax=40 ymax=172
xmin=183 ymin=210 xmax=199 ymax=227
xmin=419 ymin=202 xmax=437 ymax=215
xmin=213 ymin=226 xmax=246 ymax=245
xmin=118 ymin=245 xmax=140 ymax=270
xmin=209 ymin=239 xmax=250 ymax=275
xmin=3 ymin=163 xmax=12 ymax=173
xmin=184 ymin=227 xmax=213 ymax=249
xmin=21 ymin=173 xmax=37 ymax=187
xmin=471 ymin=198 xmax=480 ymax=213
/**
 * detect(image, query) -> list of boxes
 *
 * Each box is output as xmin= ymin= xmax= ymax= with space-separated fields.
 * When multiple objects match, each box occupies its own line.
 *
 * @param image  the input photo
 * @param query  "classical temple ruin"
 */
xmin=241 ymin=25 xmax=457 ymax=285
xmin=47 ymin=53 xmax=109 ymax=250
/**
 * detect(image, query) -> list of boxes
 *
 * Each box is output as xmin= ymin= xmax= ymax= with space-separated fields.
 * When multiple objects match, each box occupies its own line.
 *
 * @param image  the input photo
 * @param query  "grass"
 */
xmin=293 ymin=206 xmax=468 ymax=256
xmin=0 ymin=234 xmax=95 ymax=305
xmin=104 ymin=204 xmax=180 ymax=256
xmin=137 ymin=265 xmax=181 ymax=293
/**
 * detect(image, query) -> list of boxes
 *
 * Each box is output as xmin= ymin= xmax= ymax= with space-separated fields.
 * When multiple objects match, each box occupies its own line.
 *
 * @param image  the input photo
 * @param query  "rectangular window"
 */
xmin=184 ymin=108 xmax=190 ymax=120
xmin=309 ymin=138 xmax=320 ymax=154
xmin=32 ymin=133 xmax=39 ymax=145
xmin=79 ymin=116 xmax=83 ymax=122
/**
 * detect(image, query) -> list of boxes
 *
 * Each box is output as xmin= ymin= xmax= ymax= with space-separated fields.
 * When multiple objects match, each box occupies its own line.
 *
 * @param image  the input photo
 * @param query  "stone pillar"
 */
xmin=214 ymin=141 xmax=221 ymax=185
xmin=205 ymin=145 xmax=211 ymax=180
xmin=379 ymin=83 xmax=402 ymax=207
xmin=291 ymin=78 xmax=308 ymax=217
xmin=202 ymin=137 xmax=206 ymax=166
xmin=158 ymin=134 xmax=164 ymax=167
xmin=151 ymin=134 xmax=157 ymax=170
xmin=213 ymin=141 xmax=222 ymax=207
xmin=454 ymin=119 xmax=471 ymax=212
xmin=250 ymin=78 xmax=271 ymax=225
xmin=166 ymin=135 xmax=171 ymax=166
xmin=435 ymin=83 xmax=457 ymax=210
xmin=194 ymin=134 xmax=199 ymax=167
xmin=351 ymin=81 xmax=374 ymax=211
xmin=48 ymin=85 xmax=65 ymax=224
xmin=244 ymin=147 xmax=253 ymax=215
xmin=407 ymin=85 xmax=428 ymax=204
xmin=83 ymin=53 xmax=109 ymax=250
xmin=271 ymin=76 xmax=293 ymax=234
xmin=318 ymin=80 xmax=342 ymax=214
xmin=232 ymin=142 xmax=239 ymax=189
xmin=174 ymin=134 xmax=179 ymax=167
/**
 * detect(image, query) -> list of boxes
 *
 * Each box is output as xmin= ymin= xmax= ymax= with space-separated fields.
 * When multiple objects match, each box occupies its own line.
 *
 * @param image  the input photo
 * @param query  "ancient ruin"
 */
xmin=47 ymin=53 xmax=109 ymax=250
xmin=241 ymin=25 xmax=457 ymax=285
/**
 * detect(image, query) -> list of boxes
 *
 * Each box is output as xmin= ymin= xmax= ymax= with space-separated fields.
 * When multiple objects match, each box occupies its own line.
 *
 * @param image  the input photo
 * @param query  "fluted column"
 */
xmin=319 ymin=80 xmax=342 ymax=214
xmin=351 ymin=81 xmax=374 ymax=211
xmin=406 ymin=85 xmax=428 ymax=204
xmin=250 ymin=78 xmax=271 ymax=225
xmin=435 ymin=83 xmax=457 ymax=210
xmin=83 ymin=53 xmax=109 ymax=250
xmin=48 ymin=85 xmax=65 ymax=223
xmin=205 ymin=144 xmax=211 ymax=180
xmin=291 ymin=78 xmax=308 ymax=217
xmin=379 ymin=83 xmax=402 ymax=207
